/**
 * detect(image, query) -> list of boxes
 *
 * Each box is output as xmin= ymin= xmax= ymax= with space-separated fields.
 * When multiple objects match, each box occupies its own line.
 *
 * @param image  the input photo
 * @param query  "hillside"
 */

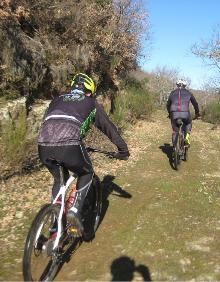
xmin=0 ymin=0 xmax=149 ymax=103
xmin=0 ymin=110 xmax=219 ymax=281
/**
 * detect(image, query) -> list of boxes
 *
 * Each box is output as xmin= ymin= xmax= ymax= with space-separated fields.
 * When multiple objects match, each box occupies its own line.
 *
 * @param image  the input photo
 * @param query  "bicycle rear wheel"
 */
xmin=184 ymin=146 xmax=188 ymax=161
xmin=81 ymin=175 xmax=102 ymax=239
xmin=23 ymin=204 xmax=62 ymax=281
xmin=173 ymin=134 xmax=181 ymax=170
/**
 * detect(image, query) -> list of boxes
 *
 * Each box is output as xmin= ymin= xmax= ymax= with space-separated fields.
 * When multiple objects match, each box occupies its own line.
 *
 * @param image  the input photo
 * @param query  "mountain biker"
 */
xmin=166 ymin=79 xmax=200 ymax=146
xmin=37 ymin=73 xmax=130 ymax=238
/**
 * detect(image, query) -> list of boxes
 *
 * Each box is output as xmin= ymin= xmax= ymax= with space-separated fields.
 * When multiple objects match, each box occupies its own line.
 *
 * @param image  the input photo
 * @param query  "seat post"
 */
xmin=59 ymin=165 xmax=65 ymax=186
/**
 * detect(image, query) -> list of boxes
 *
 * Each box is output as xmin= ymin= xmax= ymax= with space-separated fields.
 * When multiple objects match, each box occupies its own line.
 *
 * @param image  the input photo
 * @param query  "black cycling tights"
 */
xmin=171 ymin=116 xmax=192 ymax=145
xmin=38 ymin=144 xmax=94 ymax=214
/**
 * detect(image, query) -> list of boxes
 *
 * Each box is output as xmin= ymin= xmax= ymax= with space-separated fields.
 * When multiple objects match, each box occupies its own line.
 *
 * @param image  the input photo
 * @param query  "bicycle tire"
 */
xmin=184 ymin=146 xmax=188 ymax=161
xmin=173 ymin=147 xmax=179 ymax=170
xmin=81 ymin=174 xmax=102 ymax=238
xmin=23 ymin=204 xmax=62 ymax=281
xmin=92 ymin=175 xmax=102 ymax=231
xmin=173 ymin=133 xmax=180 ymax=170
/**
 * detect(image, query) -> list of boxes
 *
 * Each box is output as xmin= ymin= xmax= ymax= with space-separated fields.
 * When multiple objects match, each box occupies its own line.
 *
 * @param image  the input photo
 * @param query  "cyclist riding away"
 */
xmin=37 ymin=73 xmax=130 ymax=237
xmin=166 ymin=79 xmax=200 ymax=147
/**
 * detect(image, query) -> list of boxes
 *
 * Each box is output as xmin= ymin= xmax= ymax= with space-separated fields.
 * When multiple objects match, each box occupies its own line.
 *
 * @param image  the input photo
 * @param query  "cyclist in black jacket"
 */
xmin=166 ymin=79 xmax=200 ymax=146
xmin=38 ymin=73 xmax=130 ymax=234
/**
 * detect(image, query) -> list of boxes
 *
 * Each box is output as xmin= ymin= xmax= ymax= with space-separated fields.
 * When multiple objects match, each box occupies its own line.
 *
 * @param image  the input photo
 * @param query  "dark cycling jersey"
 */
xmin=38 ymin=91 xmax=128 ymax=152
xmin=166 ymin=88 xmax=199 ymax=114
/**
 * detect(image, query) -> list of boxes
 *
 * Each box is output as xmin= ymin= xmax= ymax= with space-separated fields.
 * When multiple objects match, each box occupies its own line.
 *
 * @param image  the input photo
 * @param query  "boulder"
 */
xmin=0 ymin=97 xmax=26 ymax=130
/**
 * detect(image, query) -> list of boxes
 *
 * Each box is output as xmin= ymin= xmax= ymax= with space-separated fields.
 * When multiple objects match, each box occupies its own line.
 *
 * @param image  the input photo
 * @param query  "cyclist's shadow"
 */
xmin=111 ymin=256 xmax=152 ymax=281
xmin=159 ymin=143 xmax=175 ymax=170
xmin=100 ymin=174 xmax=132 ymax=225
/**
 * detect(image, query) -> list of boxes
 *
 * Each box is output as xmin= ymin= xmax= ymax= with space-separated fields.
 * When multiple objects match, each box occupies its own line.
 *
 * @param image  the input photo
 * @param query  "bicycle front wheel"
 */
xmin=23 ymin=204 xmax=62 ymax=281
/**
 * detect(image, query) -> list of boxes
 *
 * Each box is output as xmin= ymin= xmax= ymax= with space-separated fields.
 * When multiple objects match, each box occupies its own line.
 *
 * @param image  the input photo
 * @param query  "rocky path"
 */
xmin=0 ymin=110 xmax=220 ymax=281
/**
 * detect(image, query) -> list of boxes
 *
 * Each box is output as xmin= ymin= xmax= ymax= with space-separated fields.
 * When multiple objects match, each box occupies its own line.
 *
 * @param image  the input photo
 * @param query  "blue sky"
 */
xmin=140 ymin=0 xmax=220 ymax=89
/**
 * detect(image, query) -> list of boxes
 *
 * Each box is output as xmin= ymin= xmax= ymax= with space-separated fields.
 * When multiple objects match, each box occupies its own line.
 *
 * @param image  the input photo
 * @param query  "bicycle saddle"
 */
xmin=176 ymin=118 xmax=183 ymax=126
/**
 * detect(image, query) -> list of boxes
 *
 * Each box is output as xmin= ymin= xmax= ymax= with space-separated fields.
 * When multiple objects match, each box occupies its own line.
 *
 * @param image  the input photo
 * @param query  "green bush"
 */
xmin=0 ymin=89 xmax=20 ymax=101
xmin=96 ymin=0 xmax=112 ymax=6
xmin=111 ymin=77 xmax=154 ymax=130
xmin=126 ymin=85 xmax=154 ymax=120
xmin=202 ymin=101 xmax=220 ymax=124
xmin=110 ymin=93 xmax=130 ymax=130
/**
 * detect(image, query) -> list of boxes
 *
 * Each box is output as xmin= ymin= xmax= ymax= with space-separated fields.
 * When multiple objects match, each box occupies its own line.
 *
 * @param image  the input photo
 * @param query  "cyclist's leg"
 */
xmin=38 ymin=145 xmax=69 ymax=200
xmin=183 ymin=114 xmax=192 ymax=145
xmin=39 ymin=144 xmax=94 ymax=233
xmin=170 ymin=113 xmax=179 ymax=146
xmin=58 ymin=144 xmax=94 ymax=232
xmin=62 ymin=144 xmax=94 ymax=211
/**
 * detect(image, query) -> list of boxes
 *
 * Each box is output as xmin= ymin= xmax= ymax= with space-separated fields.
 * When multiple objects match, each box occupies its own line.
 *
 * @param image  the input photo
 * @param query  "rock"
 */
xmin=15 ymin=211 xmax=24 ymax=219
xmin=26 ymin=99 xmax=50 ymax=136
xmin=0 ymin=14 xmax=50 ymax=98
xmin=0 ymin=97 xmax=26 ymax=130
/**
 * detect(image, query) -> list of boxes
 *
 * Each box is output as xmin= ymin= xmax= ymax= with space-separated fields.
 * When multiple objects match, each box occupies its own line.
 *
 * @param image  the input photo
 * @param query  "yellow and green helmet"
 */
xmin=71 ymin=73 xmax=96 ymax=96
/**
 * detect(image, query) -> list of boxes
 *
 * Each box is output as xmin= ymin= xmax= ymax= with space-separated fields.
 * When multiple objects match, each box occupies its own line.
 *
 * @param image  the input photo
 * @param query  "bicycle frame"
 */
xmin=52 ymin=168 xmax=76 ymax=250
xmin=44 ymin=148 xmax=114 ymax=250
xmin=23 ymin=147 xmax=115 ymax=281
xmin=178 ymin=124 xmax=185 ymax=149
xmin=175 ymin=119 xmax=185 ymax=144
xmin=172 ymin=119 xmax=187 ymax=170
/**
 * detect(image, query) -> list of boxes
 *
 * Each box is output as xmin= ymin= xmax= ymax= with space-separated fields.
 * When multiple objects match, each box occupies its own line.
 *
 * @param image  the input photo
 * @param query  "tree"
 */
xmin=147 ymin=66 xmax=180 ymax=105
xmin=192 ymin=26 xmax=220 ymax=89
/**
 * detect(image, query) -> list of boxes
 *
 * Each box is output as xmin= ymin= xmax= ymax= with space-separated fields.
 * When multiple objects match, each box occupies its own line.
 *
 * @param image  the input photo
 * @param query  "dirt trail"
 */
xmin=0 ymin=110 xmax=220 ymax=281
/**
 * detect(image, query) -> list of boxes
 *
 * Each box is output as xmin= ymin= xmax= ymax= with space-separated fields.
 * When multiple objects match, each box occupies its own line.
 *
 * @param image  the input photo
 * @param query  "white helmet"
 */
xmin=176 ymin=79 xmax=187 ymax=87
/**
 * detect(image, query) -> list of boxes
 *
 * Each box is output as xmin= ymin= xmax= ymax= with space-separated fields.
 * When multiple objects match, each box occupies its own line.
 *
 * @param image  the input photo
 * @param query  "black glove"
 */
xmin=114 ymin=150 xmax=130 ymax=160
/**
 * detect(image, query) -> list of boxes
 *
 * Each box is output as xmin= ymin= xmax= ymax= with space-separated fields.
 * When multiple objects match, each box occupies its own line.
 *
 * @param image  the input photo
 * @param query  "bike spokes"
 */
xmin=23 ymin=205 xmax=61 ymax=281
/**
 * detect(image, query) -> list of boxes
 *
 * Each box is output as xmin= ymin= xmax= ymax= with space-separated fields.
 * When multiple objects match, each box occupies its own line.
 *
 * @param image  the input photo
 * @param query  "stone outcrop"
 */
xmin=0 ymin=97 xmax=50 ymax=136
xmin=26 ymin=99 xmax=50 ymax=137
xmin=0 ymin=97 xmax=50 ymax=178
xmin=0 ymin=97 xmax=26 ymax=129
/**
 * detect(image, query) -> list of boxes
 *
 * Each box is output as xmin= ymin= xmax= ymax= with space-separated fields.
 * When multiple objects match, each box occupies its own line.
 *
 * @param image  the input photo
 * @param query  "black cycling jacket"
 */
xmin=38 ymin=92 xmax=128 ymax=152
xmin=166 ymin=88 xmax=199 ymax=114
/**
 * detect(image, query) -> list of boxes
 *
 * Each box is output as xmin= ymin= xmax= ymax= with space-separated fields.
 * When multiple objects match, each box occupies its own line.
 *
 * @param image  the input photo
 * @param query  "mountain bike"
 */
xmin=23 ymin=147 xmax=115 ymax=281
xmin=172 ymin=118 xmax=189 ymax=170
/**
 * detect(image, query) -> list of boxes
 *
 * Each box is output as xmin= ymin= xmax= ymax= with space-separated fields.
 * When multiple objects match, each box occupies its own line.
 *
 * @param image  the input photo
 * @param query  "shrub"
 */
xmin=126 ymin=85 xmax=154 ymax=120
xmin=0 ymin=89 xmax=20 ymax=101
xmin=111 ymin=77 xmax=154 ymax=130
xmin=202 ymin=101 xmax=220 ymax=124
xmin=110 ymin=93 xmax=130 ymax=130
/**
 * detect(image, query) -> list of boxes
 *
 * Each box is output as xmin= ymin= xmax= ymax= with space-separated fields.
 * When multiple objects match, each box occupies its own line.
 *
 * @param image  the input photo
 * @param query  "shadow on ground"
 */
xmin=159 ymin=143 xmax=175 ymax=170
xmin=110 ymin=256 xmax=151 ymax=281
xmin=100 ymin=174 xmax=132 ymax=223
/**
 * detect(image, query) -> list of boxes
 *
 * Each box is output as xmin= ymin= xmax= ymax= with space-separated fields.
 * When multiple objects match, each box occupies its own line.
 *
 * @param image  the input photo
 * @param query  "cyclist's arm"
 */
xmin=94 ymin=101 xmax=129 ymax=153
xmin=190 ymin=93 xmax=200 ymax=115
xmin=166 ymin=93 xmax=172 ymax=114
